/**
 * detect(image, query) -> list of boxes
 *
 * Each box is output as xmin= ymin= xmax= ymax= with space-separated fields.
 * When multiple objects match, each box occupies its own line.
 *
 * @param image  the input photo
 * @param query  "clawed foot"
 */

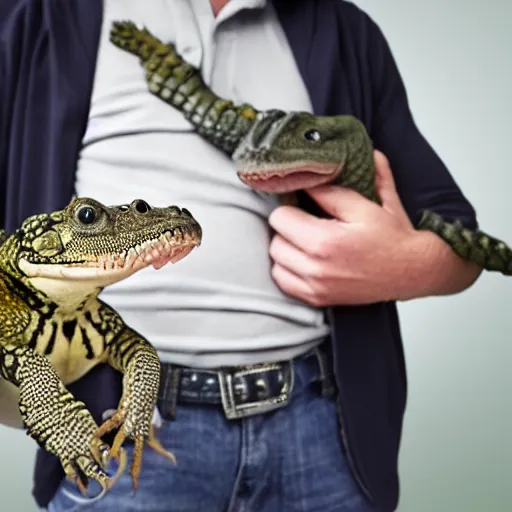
xmin=94 ymin=408 xmax=176 ymax=492
xmin=62 ymin=435 xmax=126 ymax=498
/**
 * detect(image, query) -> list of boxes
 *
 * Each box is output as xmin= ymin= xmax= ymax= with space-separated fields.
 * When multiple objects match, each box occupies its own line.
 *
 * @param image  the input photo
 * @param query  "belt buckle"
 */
xmin=217 ymin=362 xmax=294 ymax=420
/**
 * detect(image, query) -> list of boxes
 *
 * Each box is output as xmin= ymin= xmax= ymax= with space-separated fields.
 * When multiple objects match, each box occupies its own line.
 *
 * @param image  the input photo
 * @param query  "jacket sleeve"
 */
xmin=0 ymin=0 xmax=30 ymax=428
xmin=0 ymin=50 xmax=4 ymax=230
xmin=0 ymin=0 xmax=26 ymax=231
xmin=363 ymin=11 xmax=478 ymax=229
xmin=0 ymin=1 xmax=24 ymax=427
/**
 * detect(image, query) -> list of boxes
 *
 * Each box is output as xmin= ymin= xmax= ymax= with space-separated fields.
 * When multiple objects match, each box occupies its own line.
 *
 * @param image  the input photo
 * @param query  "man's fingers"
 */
xmin=269 ymin=205 xmax=336 ymax=254
xmin=269 ymin=234 xmax=321 ymax=278
xmin=305 ymin=185 xmax=375 ymax=222
xmin=271 ymin=262 xmax=315 ymax=303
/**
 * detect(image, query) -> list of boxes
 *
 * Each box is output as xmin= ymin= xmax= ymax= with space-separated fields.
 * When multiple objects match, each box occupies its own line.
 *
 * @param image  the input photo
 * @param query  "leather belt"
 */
xmin=157 ymin=345 xmax=333 ymax=421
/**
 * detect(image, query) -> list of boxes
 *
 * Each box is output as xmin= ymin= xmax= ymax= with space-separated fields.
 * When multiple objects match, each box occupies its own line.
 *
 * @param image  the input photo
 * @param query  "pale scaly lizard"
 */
xmin=0 ymin=197 xmax=202 ymax=495
xmin=109 ymin=20 xmax=512 ymax=276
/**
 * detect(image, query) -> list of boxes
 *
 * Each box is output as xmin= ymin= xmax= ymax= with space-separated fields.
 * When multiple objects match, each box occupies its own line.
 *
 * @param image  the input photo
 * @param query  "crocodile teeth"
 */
xmin=124 ymin=248 xmax=137 ymax=268
xmin=82 ymin=228 xmax=200 ymax=274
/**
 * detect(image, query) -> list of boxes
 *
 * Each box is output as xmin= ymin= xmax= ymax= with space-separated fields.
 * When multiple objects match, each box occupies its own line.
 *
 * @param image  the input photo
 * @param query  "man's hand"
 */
xmin=268 ymin=151 xmax=481 ymax=307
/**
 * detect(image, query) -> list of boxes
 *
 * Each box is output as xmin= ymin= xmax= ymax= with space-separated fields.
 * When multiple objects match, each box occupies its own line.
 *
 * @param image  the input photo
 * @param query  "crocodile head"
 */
xmin=10 ymin=197 xmax=202 ymax=288
xmin=232 ymin=112 xmax=377 ymax=200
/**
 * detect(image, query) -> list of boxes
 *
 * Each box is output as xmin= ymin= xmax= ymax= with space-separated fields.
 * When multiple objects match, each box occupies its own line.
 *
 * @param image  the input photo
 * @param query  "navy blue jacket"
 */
xmin=0 ymin=1 xmax=478 ymax=510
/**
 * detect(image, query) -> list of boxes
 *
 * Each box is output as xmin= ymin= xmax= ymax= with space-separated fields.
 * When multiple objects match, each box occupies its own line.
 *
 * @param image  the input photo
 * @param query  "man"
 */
xmin=0 ymin=0 xmax=481 ymax=511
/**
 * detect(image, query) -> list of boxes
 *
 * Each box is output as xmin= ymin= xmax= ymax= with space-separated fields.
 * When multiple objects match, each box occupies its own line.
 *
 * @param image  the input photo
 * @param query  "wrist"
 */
xmin=394 ymin=230 xmax=481 ymax=300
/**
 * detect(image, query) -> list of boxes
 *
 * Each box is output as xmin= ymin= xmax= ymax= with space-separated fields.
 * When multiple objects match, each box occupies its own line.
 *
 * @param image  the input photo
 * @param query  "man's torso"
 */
xmin=76 ymin=0 xmax=330 ymax=368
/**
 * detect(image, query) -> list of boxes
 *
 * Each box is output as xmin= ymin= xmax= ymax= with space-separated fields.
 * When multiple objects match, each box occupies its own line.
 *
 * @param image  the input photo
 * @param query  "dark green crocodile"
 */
xmin=109 ymin=20 xmax=512 ymax=276
xmin=0 ymin=197 xmax=202 ymax=496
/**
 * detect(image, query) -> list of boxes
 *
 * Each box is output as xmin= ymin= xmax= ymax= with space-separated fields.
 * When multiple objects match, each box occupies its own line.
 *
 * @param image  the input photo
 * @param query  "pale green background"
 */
xmin=1 ymin=0 xmax=511 ymax=511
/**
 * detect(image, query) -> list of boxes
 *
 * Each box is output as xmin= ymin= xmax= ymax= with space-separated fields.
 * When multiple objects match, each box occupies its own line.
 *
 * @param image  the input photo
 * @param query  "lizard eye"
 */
xmin=304 ymin=129 xmax=321 ymax=142
xmin=77 ymin=206 xmax=97 ymax=225
xmin=133 ymin=199 xmax=152 ymax=214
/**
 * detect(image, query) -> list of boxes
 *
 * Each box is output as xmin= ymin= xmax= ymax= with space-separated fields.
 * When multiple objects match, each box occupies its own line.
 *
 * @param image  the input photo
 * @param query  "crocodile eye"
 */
xmin=133 ymin=200 xmax=151 ymax=214
xmin=304 ymin=129 xmax=321 ymax=142
xmin=77 ymin=206 xmax=97 ymax=225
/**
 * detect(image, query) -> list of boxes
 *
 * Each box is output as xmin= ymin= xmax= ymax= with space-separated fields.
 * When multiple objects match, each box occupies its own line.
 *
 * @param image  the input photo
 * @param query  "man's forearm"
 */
xmin=397 ymin=230 xmax=482 ymax=301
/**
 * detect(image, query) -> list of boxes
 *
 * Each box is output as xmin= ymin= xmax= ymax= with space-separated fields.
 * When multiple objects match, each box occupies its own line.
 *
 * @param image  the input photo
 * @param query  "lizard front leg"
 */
xmin=95 ymin=327 xmax=175 ymax=491
xmin=0 ymin=343 xmax=120 ymax=495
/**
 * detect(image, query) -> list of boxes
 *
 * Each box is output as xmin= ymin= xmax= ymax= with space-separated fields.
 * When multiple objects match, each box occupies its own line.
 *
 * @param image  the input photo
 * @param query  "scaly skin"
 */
xmin=109 ymin=20 xmax=512 ymax=276
xmin=108 ymin=21 xmax=378 ymax=202
xmin=0 ymin=197 xmax=202 ymax=495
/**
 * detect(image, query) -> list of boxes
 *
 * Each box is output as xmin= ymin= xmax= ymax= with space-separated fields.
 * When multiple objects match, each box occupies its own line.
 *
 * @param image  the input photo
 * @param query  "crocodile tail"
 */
xmin=418 ymin=210 xmax=512 ymax=275
xmin=109 ymin=20 xmax=259 ymax=155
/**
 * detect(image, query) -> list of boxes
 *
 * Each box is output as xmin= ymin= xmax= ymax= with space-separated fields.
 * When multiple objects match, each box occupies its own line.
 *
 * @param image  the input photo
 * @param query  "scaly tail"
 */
xmin=419 ymin=210 xmax=512 ymax=275
xmin=109 ymin=20 xmax=259 ymax=155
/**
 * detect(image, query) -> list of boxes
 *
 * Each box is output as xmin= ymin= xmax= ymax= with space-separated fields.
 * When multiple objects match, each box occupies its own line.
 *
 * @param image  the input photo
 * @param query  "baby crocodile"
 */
xmin=0 ymin=197 xmax=202 ymax=495
xmin=109 ymin=20 xmax=511 ymax=276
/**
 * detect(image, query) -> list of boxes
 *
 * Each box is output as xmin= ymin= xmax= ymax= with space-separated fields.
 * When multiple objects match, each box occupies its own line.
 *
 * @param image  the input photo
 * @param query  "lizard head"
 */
xmin=14 ymin=197 xmax=202 ymax=286
xmin=232 ymin=112 xmax=376 ymax=198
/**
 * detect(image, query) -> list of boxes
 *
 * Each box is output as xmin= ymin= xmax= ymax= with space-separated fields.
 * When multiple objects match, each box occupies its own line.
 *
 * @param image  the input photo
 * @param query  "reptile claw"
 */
xmin=147 ymin=424 xmax=177 ymax=465
xmin=106 ymin=446 xmax=128 ymax=490
xmin=75 ymin=476 xmax=88 ymax=497
xmin=94 ymin=408 xmax=175 ymax=491
xmin=65 ymin=445 xmax=126 ymax=499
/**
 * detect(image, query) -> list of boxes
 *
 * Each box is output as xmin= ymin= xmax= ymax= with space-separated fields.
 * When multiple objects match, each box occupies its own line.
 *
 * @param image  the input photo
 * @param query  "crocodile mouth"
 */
xmin=19 ymin=228 xmax=202 ymax=281
xmin=79 ymin=229 xmax=201 ymax=272
xmin=237 ymin=162 xmax=342 ymax=194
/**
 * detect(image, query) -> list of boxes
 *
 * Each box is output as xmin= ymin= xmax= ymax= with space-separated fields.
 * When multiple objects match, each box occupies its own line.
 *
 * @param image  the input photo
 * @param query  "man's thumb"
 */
xmin=374 ymin=150 xmax=409 ymax=220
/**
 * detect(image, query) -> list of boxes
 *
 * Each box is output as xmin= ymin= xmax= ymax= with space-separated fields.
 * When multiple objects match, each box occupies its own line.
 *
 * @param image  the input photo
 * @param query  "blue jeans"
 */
xmin=47 ymin=357 xmax=375 ymax=512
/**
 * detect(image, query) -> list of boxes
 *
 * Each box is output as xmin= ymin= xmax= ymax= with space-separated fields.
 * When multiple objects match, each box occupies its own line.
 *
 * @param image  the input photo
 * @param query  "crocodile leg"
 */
xmin=0 ymin=343 xmax=118 ymax=494
xmin=95 ymin=327 xmax=175 ymax=491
